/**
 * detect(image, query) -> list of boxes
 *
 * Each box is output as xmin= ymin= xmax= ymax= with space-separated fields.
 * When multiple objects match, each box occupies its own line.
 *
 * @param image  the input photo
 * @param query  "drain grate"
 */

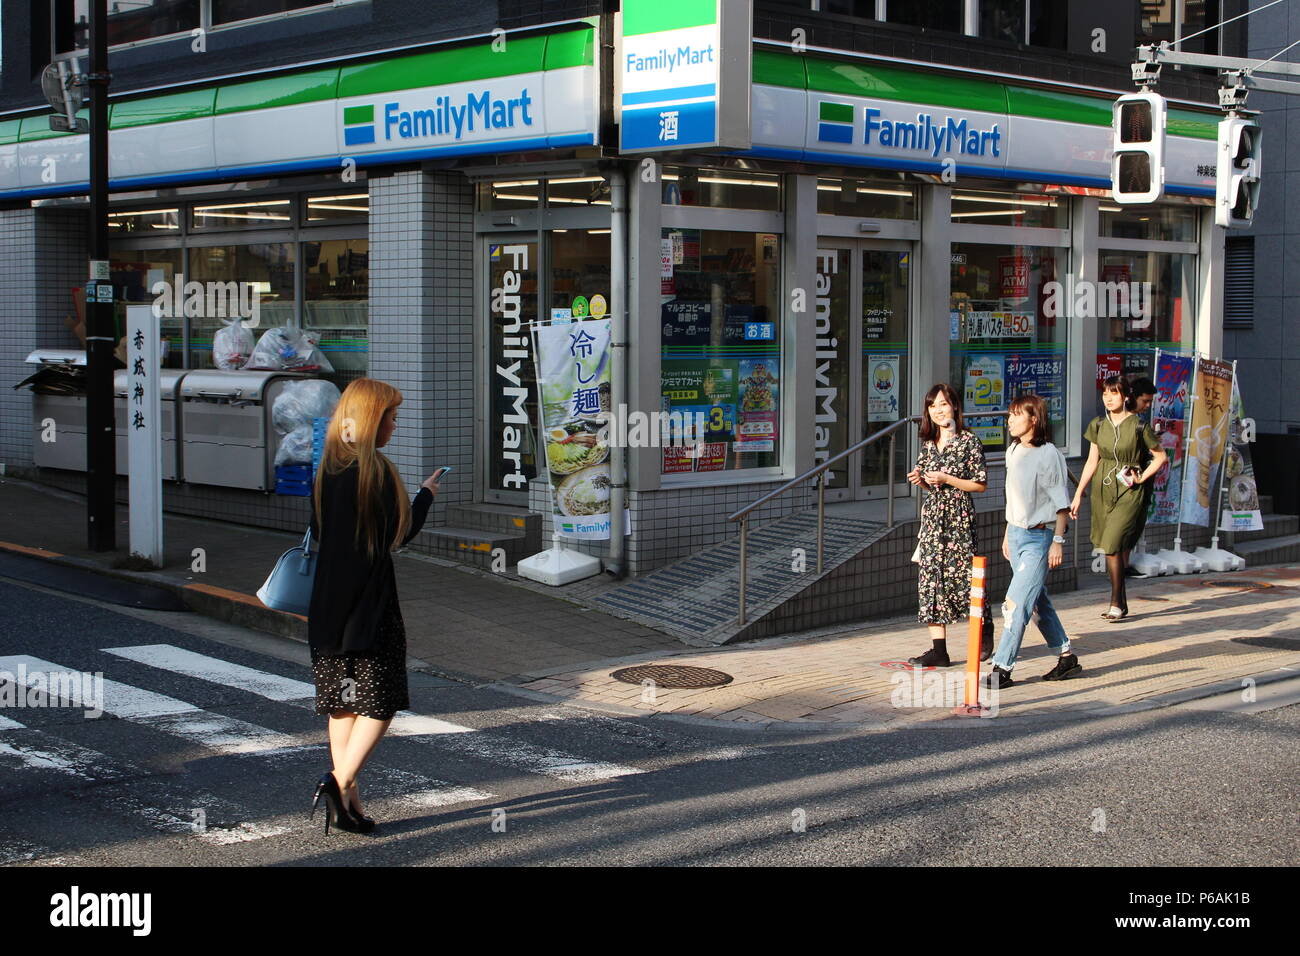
xmin=610 ymin=664 xmax=733 ymax=688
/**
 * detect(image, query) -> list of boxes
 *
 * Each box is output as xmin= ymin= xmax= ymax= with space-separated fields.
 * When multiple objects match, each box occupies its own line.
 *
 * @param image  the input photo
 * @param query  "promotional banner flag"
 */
xmin=533 ymin=318 xmax=628 ymax=540
xmin=1220 ymin=375 xmax=1264 ymax=532
xmin=1180 ymin=357 xmax=1234 ymax=527
xmin=1147 ymin=351 xmax=1194 ymax=525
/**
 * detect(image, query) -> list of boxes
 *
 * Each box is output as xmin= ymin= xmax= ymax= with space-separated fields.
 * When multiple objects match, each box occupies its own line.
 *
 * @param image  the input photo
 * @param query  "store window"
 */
xmin=110 ymin=249 xmax=184 ymax=367
xmin=477 ymin=179 xmax=540 ymax=211
xmin=64 ymin=0 xmax=351 ymax=49
xmin=1100 ymin=204 xmax=1198 ymax=243
xmin=816 ymin=176 xmax=917 ymax=219
xmin=1095 ymin=250 xmax=1197 ymax=414
xmin=191 ymin=198 xmax=293 ymax=231
xmin=546 ymin=177 xmax=611 ymax=208
xmin=305 ymin=192 xmax=369 ymax=223
xmin=978 ymin=0 xmax=1066 ymax=47
xmin=952 ymin=188 xmax=1067 ymax=228
xmin=550 ymin=230 xmax=611 ymax=316
xmin=304 ymin=238 xmax=368 ymax=382
xmin=108 ymin=208 xmax=180 ymax=234
xmin=213 ymin=0 xmax=335 ymax=26
xmin=187 ymin=243 xmax=296 ymax=369
xmin=662 ymin=167 xmax=782 ymax=211
xmin=887 ymin=0 xmax=963 ymax=33
xmin=660 ymin=229 xmax=782 ymax=475
xmin=949 ymin=243 xmax=1068 ymax=453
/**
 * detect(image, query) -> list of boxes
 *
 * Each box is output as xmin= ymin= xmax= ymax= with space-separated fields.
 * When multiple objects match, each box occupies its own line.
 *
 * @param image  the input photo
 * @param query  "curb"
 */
xmin=0 ymin=540 xmax=308 ymax=642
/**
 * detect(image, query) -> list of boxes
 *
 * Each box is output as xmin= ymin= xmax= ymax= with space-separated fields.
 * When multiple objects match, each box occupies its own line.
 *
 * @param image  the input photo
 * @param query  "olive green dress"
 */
xmin=1083 ymin=413 xmax=1161 ymax=554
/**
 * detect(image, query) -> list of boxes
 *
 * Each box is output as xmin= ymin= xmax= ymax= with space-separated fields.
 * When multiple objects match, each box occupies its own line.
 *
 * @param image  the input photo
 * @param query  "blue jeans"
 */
xmin=991 ymin=525 xmax=1071 ymax=672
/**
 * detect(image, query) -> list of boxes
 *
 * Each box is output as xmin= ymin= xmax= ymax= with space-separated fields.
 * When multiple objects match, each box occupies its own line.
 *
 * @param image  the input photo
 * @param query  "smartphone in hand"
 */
xmin=431 ymin=466 xmax=452 ymax=482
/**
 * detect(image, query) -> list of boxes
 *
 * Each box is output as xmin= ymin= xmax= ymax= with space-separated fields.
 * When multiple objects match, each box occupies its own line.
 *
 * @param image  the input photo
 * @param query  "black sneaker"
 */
xmin=983 ymin=666 xmax=1014 ymax=689
xmin=1042 ymin=653 xmax=1082 ymax=681
xmin=907 ymin=647 xmax=951 ymax=668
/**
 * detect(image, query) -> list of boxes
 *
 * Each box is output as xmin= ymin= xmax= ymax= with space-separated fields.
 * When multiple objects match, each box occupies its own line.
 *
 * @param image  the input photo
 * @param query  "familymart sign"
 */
xmin=618 ymin=0 xmax=751 ymax=153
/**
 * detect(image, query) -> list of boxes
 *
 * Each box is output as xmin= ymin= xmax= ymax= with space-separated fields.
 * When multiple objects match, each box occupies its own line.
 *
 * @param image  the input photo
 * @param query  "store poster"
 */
xmin=999 ymin=255 xmax=1030 ymax=301
xmin=533 ymin=318 xmax=628 ymax=539
xmin=1147 ymin=352 xmax=1194 ymax=525
xmin=1005 ymin=354 xmax=1065 ymax=423
xmin=1221 ymin=375 xmax=1264 ymax=532
xmin=736 ymin=359 xmax=779 ymax=452
xmin=1096 ymin=353 xmax=1123 ymax=389
xmin=964 ymin=354 xmax=1005 ymax=447
xmin=660 ymin=360 xmax=738 ymax=473
xmin=1180 ymin=357 xmax=1234 ymax=528
xmin=866 ymin=354 xmax=901 ymax=423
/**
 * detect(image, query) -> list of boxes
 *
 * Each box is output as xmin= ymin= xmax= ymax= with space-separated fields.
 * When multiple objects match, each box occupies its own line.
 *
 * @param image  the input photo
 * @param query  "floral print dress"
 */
xmin=915 ymin=429 xmax=988 ymax=625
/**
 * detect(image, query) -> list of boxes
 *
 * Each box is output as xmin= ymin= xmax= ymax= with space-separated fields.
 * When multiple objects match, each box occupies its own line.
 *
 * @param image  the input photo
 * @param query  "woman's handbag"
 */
xmin=256 ymin=527 xmax=317 ymax=616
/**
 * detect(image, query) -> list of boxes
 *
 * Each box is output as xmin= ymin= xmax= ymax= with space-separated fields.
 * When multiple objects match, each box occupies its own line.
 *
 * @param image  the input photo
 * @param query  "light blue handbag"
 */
xmin=256 ymin=527 xmax=317 ymax=616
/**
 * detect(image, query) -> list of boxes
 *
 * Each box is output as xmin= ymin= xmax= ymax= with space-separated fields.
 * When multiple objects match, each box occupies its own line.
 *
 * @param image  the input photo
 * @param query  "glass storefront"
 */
xmin=487 ymin=239 xmax=540 ymax=497
xmin=950 ymin=242 xmax=1068 ymax=452
xmin=660 ymin=229 xmax=782 ymax=475
xmin=813 ymin=243 xmax=912 ymax=498
xmin=1095 ymin=249 xmax=1197 ymax=414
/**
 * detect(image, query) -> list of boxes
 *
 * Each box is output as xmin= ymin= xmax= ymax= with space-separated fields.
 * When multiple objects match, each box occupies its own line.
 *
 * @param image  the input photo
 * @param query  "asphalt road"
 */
xmin=0 ymin=575 xmax=1296 ymax=869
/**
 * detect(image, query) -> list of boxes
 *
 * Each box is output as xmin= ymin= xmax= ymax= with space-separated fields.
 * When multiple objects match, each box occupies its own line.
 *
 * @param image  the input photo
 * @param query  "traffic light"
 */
xmin=1111 ymin=91 xmax=1166 ymax=204
xmin=1215 ymin=113 xmax=1262 ymax=228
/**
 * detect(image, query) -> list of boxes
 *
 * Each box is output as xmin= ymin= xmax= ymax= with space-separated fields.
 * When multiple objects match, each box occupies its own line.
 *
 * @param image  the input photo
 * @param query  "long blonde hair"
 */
xmin=313 ymin=378 xmax=411 ymax=557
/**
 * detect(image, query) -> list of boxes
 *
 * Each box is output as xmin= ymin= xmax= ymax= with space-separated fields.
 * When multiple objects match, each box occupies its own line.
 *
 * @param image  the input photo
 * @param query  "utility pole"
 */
xmin=85 ymin=0 xmax=116 ymax=551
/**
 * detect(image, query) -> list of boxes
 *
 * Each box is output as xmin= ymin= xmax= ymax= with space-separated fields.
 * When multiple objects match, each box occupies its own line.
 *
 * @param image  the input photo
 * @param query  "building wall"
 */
xmin=1226 ymin=0 xmax=1300 ymax=437
xmin=0 ymin=206 xmax=87 ymax=472
xmin=368 ymin=166 xmax=475 ymax=526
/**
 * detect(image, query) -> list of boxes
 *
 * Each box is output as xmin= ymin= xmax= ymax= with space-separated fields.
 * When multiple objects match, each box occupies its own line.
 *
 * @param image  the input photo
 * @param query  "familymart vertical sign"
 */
xmin=618 ymin=0 xmax=751 ymax=153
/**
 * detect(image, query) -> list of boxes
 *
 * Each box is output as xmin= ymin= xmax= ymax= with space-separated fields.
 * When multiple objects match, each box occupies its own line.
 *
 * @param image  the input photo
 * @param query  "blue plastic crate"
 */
xmin=275 ymin=479 xmax=313 ymax=497
xmin=275 ymin=464 xmax=312 ymax=483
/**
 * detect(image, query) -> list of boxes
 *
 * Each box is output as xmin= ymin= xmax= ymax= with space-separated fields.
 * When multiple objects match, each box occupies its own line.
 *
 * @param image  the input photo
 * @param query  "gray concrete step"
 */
xmin=414 ymin=525 xmax=535 ymax=569
xmin=1233 ymin=533 xmax=1300 ymax=567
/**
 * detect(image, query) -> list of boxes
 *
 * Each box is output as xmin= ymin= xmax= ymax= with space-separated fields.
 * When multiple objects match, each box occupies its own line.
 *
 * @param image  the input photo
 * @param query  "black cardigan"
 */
xmin=307 ymin=462 xmax=432 ymax=657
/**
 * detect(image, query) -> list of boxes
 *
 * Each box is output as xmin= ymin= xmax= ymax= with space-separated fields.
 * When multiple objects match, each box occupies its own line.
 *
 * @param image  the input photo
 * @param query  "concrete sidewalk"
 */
xmin=0 ymin=476 xmax=683 ymax=682
xmin=3 ymin=475 xmax=1298 ymax=730
xmin=509 ymin=566 xmax=1300 ymax=728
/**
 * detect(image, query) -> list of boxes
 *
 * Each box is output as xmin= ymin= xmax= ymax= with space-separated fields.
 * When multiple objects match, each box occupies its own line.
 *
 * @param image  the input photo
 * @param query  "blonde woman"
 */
xmin=308 ymin=378 xmax=442 ymax=834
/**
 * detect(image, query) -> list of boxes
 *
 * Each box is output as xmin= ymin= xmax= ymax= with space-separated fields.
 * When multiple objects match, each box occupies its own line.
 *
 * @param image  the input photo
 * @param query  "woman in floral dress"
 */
xmin=905 ymin=383 xmax=989 ymax=668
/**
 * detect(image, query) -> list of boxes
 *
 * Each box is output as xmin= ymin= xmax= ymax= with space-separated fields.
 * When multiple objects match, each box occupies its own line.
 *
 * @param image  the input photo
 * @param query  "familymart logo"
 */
xmin=343 ymin=88 xmax=536 ymax=147
xmin=816 ymin=100 xmax=1003 ymax=158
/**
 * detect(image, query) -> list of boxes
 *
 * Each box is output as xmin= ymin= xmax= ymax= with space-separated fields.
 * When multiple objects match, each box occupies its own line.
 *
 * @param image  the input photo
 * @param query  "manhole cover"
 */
xmin=1204 ymin=580 xmax=1271 ymax=590
xmin=610 ymin=664 xmax=733 ymax=688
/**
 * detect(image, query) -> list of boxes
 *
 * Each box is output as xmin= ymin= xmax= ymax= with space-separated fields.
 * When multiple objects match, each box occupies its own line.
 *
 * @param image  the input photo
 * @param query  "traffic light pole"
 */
xmin=1135 ymin=43 xmax=1300 ymax=97
xmin=86 ymin=0 xmax=116 ymax=551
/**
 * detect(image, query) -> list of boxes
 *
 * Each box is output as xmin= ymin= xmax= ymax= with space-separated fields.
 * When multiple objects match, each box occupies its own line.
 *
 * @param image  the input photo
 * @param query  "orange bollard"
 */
xmin=952 ymin=555 xmax=989 ymax=716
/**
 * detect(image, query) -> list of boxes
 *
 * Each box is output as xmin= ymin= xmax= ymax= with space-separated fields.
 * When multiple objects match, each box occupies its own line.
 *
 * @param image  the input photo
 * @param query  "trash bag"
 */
xmin=272 ymin=379 xmax=340 ymax=435
xmin=213 ymin=322 xmax=254 ymax=370
xmin=274 ymin=424 xmax=315 ymax=467
xmin=249 ymin=326 xmax=334 ymax=372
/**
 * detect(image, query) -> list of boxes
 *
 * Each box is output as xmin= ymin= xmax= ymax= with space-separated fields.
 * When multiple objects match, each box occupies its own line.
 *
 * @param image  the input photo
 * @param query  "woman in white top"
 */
xmin=986 ymin=394 xmax=1080 ymax=689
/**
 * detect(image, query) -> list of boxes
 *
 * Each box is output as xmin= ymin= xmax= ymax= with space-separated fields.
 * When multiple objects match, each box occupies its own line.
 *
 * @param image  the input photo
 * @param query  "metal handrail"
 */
xmin=727 ymin=410 xmax=1083 ymax=625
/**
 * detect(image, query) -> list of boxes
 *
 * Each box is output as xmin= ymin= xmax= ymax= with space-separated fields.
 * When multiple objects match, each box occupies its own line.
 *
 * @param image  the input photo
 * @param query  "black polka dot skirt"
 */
xmin=312 ymin=598 xmax=410 ymax=721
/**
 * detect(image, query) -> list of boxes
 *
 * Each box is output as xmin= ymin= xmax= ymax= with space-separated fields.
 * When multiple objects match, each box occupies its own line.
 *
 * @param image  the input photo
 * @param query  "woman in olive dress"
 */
xmin=905 ymin=383 xmax=989 ymax=667
xmin=1070 ymin=375 xmax=1168 ymax=621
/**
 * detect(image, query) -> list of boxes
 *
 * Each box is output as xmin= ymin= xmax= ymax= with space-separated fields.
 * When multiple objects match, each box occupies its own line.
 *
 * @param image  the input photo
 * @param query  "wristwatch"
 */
xmin=1052 ymin=535 xmax=1067 ymax=545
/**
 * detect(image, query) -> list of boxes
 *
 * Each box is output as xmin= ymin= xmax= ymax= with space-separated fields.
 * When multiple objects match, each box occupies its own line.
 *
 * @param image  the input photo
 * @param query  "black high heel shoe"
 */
xmin=311 ymin=772 xmax=363 ymax=834
xmin=345 ymin=789 xmax=377 ymax=834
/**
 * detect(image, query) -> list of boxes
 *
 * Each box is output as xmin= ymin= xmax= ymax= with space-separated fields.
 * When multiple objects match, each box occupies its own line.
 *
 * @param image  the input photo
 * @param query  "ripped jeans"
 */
xmin=991 ymin=525 xmax=1071 ymax=672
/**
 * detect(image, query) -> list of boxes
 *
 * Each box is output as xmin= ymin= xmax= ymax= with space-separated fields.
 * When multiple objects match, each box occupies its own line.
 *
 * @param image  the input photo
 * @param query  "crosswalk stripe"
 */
xmin=102 ymin=642 xmax=644 ymax=785
xmin=102 ymin=644 xmax=316 ymax=701
xmin=361 ymin=765 xmax=495 ymax=808
xmin=0 ymin=715 xmax=25 ymax=731
xmin=0 ymin=655 xmax=297 ymax=755
xmin=0 ymin=729 xmax=292 ymax=846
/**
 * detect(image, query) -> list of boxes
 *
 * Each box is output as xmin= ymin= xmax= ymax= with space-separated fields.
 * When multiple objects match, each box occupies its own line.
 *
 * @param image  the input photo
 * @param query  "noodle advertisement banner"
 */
xmin=1147 ymin=351 xmax=1194 ymax=525
xmin=1180 ymin=357 xmax=1234 ymax=528
xmin=1220 ymin=375 xmax=1264 ymax=532
xmin=533 ymin=318 xmax=629 ymax=540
